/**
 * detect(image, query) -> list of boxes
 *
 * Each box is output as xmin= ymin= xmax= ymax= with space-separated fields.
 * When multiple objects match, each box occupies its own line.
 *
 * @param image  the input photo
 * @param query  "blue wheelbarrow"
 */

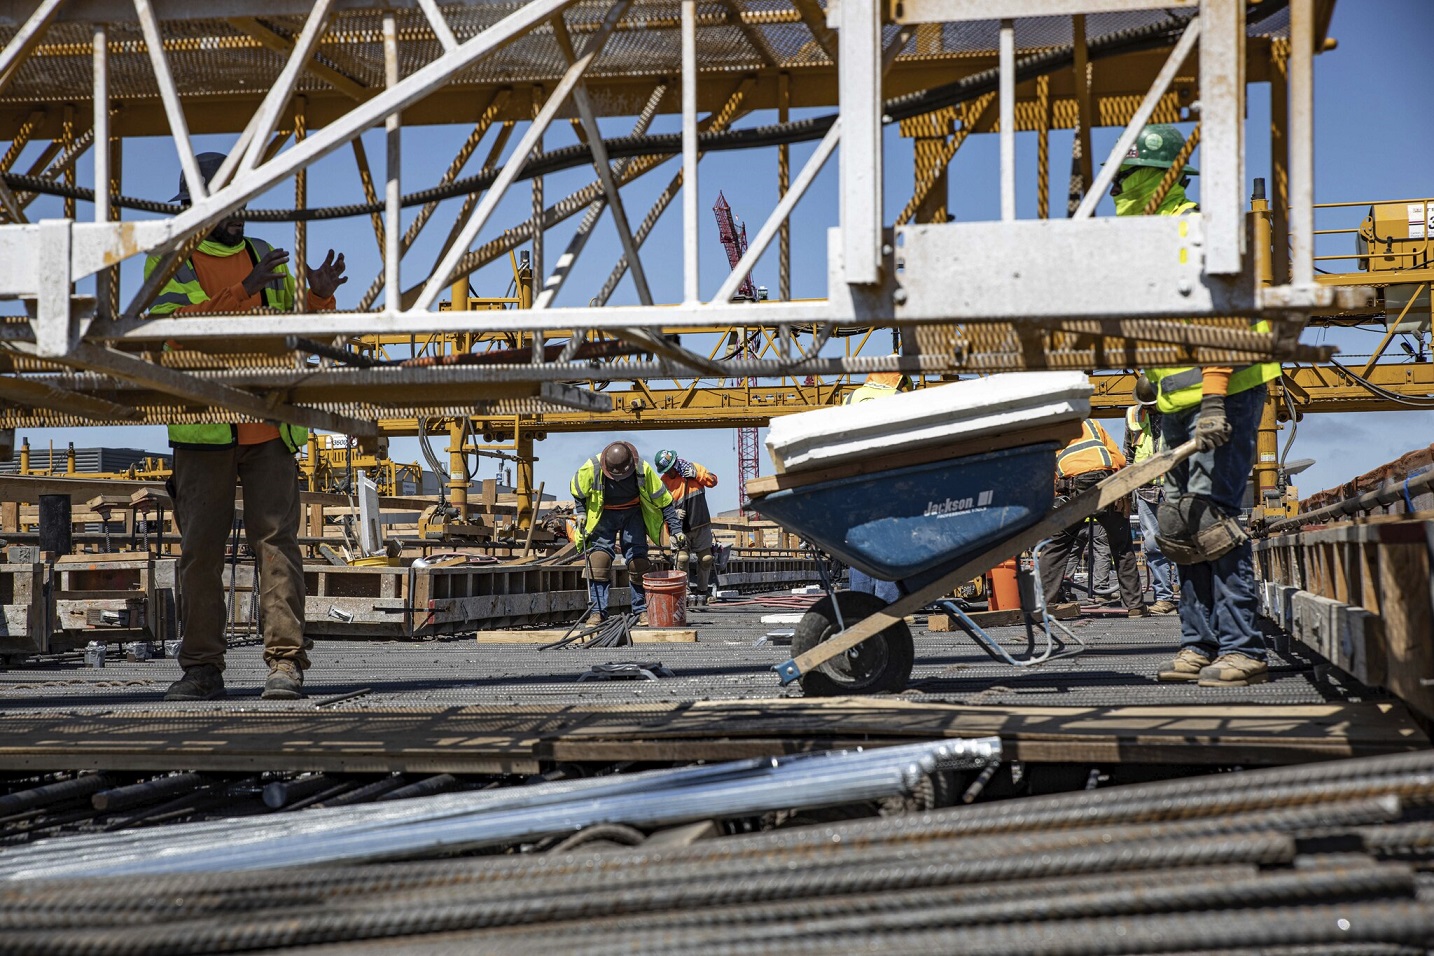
xmin=747 ymin=438 xmax=1197 ymax=696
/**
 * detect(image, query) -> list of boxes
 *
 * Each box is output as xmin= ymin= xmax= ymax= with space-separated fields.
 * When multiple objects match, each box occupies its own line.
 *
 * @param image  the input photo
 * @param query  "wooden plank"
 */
xmin=475 ymin=628 xmax=698 ymax=644
xmin=1 ymin=698 xmax=1416 ymax=775
xmin=927 ymin=602 xmax=1079 ymax=631
xmin=745 ymin=422 xmax=1080 ymax=499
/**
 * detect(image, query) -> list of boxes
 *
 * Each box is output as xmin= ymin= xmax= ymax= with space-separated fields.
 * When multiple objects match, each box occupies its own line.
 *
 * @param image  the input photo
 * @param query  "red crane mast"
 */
xmin=712 ymin=191 xmax=760 ymax=512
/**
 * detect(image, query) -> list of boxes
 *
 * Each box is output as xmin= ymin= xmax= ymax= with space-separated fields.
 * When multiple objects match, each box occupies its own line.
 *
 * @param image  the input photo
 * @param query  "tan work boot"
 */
xmin=1157 ymin=647 xmax=1212 ymax=682
xmin=635 ymin=611 xmax=649 ymax=627
xmin=1198 ymin=652 xmax=1269 ymax=687
xmin=1149 ymin=599 xmax=1178 ymax=615
xmin=1128 ymin=606 xmax=1150 ymax=618
xmin=586 ymin=611 xmax=604 ymax=627
xmin=261 ymin=660 xmax=305 ymax=700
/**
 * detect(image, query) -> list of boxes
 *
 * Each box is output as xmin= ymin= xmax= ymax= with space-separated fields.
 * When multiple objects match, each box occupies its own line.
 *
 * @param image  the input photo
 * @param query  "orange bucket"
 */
xmin=642 ymin=570 xmax=688 ymax=627
xmin=988 ymin=558 xmax=1021 ymax=611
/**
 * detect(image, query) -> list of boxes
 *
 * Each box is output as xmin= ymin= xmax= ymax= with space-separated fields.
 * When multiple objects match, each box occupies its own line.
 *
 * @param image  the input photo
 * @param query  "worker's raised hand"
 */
xmin=673 ymin=531 xmax=688 ymax=550
xmin=308 ymin=249 xmax=348 ymax=300
xmin=1193 ymin=395 xmax=1232 ymax=451
xmin=675 ymin=507 xmax=687 ymax=522
xmin=241 ymin=246 xmax=290 ymax=298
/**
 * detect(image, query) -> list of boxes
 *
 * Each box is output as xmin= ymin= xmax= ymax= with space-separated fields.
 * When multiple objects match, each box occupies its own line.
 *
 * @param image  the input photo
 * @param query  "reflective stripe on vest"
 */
xmin=1148 ymin=320 xmax=1281 ymax=414
xmin=1056 ymin=422 xmax=1114 ymax=477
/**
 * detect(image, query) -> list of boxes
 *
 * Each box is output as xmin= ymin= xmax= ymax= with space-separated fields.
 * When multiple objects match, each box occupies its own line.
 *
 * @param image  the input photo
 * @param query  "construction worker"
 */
xmin=1124 ymin=376 xmax=1178 ymax=615
xmin=841 ymin=371 xmax=910 ymax=602
xmin=654 ymin=449 xmax=718 ymax=606
xmin=152 ymin=152 xmax=348 ymax=701
xmin=1113 ymin=125 xmax=1279 ymax=687
xmin=570 ymin=441 xmax=685 ymax=626
xmin=1039 ymin=419 xmax=1147 ymax=617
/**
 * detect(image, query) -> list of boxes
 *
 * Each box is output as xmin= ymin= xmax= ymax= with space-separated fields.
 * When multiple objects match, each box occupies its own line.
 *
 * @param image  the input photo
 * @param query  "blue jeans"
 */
xmin=849 ymin=567 xmax=900 ymax=604
xmin=1135 ymin=495 xmax=1175 ymax=602
xmin=586 ymin=508 xmax=650 ymax=613
xmin=1161 ymin=385 xmax=1267 ymax=660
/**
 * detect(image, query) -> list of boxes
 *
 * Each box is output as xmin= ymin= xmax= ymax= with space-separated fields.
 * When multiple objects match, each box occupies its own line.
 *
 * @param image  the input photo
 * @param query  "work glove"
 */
xmin=675 ymin=507 xmax=686 ymax=521
xmin=1193 ymin=394 xmax=1232 ymax=451
xmin=673 ymin=531 xmax=688 ymax=549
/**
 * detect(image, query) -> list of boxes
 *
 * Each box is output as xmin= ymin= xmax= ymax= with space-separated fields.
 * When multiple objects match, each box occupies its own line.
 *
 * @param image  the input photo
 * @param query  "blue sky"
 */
xmin=14 ymin=0 xmax=1434 ymax=515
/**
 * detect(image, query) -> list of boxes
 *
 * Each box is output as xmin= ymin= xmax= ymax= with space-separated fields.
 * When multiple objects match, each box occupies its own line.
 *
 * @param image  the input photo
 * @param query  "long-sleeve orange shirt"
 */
xmin=178 ymin=248 xmax=334 ymax=444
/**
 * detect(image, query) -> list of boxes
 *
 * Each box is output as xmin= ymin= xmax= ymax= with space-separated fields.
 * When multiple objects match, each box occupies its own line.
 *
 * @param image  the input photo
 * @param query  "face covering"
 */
xmin=1113 ymin=166 xmax=1193 ymax=217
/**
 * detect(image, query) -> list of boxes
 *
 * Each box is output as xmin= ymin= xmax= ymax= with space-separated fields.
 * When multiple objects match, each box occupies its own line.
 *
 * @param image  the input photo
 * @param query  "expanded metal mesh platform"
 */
xmin=0 ymin=595 xmax=1421 ymax=773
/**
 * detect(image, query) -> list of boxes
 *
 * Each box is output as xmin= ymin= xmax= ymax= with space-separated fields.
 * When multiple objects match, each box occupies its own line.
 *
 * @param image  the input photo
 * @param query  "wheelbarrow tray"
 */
xmin=748 ymin=443 xmax=1059 ymax=584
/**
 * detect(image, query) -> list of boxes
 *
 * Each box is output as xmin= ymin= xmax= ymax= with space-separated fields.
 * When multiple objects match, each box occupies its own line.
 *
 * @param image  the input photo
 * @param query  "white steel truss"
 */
xmin=0 ymin=0 xmax=1362 ymax=431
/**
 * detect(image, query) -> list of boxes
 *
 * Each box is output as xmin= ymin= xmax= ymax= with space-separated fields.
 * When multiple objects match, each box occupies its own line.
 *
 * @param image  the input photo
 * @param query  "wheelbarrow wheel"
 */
xmin=790 ymin=592 xmax=915 ymax=696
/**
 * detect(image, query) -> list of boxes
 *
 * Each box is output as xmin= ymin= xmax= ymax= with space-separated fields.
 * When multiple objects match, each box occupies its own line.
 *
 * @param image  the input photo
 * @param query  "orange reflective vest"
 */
xmin=1056 ymin=419 xmax=1127 ymax=478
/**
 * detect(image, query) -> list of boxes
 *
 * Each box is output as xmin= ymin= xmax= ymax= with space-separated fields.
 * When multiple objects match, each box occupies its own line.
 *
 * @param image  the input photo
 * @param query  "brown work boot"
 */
xmin=261 ymin=660 xmax=305 ymax=700
xmin=1128 ymin=606 xmax=1151 ymax=618
xmin=1157 ymin=647 xmax=1213 ymax=683
xmin=163 ymin=663 xmax=226 ymax=701
xmin=585 ymin=611 xmax=604 ymax=627
xmin=635 ymin=611 xmax=649 ymax=627
xmin=1198 ymin=652 xmax=1270 ymax=687
xmin=1149 ymin=599 xmax=1178 ymax=615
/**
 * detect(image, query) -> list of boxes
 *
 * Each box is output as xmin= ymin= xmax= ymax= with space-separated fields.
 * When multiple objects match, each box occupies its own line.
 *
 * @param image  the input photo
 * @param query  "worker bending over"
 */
xmin=154 ymin=151 xmax=348 ymax=702
xmin=570 ymin=441 xmax=685 ymax=626
xmin=1111 ymin=124 xmax=1275 ymax=686
xmin=654 ymin=449 xmax=719 ymax=606
xmin=1039 ymin=419 xmax=1147 ymax=618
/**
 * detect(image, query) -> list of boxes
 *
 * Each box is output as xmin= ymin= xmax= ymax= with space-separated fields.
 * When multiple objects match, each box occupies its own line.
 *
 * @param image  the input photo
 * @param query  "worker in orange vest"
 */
xmin=1038 ymin=419 xmax=1148 ymax=617
xmin=653 ymin=450 xmax=718 ymax=605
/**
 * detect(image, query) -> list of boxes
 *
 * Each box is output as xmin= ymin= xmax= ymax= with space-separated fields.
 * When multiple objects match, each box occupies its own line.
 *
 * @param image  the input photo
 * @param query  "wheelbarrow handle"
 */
xmin=774 ymin=440 xmax=1199 ymax=686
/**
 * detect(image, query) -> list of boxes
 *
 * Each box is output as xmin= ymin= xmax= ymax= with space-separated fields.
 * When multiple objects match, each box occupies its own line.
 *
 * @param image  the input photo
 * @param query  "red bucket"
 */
xmin=642 ymin=570 xmax=688 ymax=627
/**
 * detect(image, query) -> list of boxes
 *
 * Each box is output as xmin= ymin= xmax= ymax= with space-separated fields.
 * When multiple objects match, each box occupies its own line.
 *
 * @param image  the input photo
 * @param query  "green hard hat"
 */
xmin=654 ymin=449 xmax=677 ymax=472
xmin=1119 ymin=124 xmax=1197 ymax=175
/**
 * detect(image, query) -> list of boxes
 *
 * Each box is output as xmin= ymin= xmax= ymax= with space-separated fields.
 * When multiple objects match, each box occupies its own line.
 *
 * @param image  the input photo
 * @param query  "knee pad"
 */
xmin=1156 ymin=496 xmax=1247 ymax=565
xmin=586 ymin=549 xmax=613 ymax=582
xmin=628 ymin=555 xmax=652 ymax=578
xmin=697 ymin=553 xmax=715 ymax=572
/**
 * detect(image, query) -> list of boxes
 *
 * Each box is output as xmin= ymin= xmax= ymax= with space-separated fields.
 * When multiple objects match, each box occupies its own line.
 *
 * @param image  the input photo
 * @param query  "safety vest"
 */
xmin=1056 ymin=420 xmax=1126 ymax=478
xmin=1135 ymin=181 xmax=1279 ymax=415
xmin=146 ymin=237 xmax=308 ymax=452
xmin=570 ymin=453 xmax=675 ymax=548
xmin=1145 ymin=332 xmax=1281 ymax=415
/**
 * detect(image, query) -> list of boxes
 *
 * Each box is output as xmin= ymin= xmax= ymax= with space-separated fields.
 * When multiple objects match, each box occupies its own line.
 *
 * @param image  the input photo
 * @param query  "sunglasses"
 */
xmin=1109 ymin=166 xmax=1139 ymax=197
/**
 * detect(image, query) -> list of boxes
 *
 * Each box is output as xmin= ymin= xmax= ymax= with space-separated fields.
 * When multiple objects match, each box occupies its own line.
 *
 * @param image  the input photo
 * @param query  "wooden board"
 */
xmin=745 ymin=422 xmax=1079 ymax=499
xmin=475 ymin=629 xmax=698 ymax=644
xmin=0 ymin=699 xmax=1421 ymax=775
xmin=927 ymin=602 xmax=1080 ymax=631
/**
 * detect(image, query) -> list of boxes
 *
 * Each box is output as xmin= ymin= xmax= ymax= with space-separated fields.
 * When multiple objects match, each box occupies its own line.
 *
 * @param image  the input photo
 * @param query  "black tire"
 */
xmin=790 ymin=591 xmax=915 ymax=696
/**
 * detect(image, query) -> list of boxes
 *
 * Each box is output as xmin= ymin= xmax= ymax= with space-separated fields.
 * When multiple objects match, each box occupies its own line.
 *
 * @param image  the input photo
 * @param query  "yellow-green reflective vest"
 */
xmin=569 ymin=455 xmax=675 ymax=547
xmin=1145 ymin=324 xmax=1281 ymax=415
xmin=1138 ymin=192 xmax=1279 ymax=414
xmin=147 ymin=237 xmax=308 ymax=452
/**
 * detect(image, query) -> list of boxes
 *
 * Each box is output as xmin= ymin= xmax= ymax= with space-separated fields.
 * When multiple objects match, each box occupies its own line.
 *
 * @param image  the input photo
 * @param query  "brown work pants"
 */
xmin=172 ymin=440 xmax=308 ymax=672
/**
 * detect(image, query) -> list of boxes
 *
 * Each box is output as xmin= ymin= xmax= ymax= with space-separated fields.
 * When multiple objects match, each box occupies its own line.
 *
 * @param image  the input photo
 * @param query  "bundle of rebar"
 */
xmin=3 ymin=747 xmax=1434 ymax=955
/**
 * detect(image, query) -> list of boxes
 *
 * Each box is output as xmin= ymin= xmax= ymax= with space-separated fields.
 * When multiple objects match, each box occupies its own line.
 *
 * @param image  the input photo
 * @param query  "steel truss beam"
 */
xmin=0 ymin=0 xmax=1357 ymax=435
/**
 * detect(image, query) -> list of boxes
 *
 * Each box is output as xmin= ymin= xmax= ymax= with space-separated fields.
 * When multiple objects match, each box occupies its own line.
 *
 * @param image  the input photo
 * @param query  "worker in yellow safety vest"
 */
xmin=1119 ymin=126 xmax=1280 ymax=688
xmin=152 ymin=152 xmax=348 ymax=703
xmin=1122 ymin=376 xmax=1178 ymax=615
xmin=1038 ymin=420 xmax=1146 ymax=617
xmin=570 ymin=442 xmax=685 ymax=626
